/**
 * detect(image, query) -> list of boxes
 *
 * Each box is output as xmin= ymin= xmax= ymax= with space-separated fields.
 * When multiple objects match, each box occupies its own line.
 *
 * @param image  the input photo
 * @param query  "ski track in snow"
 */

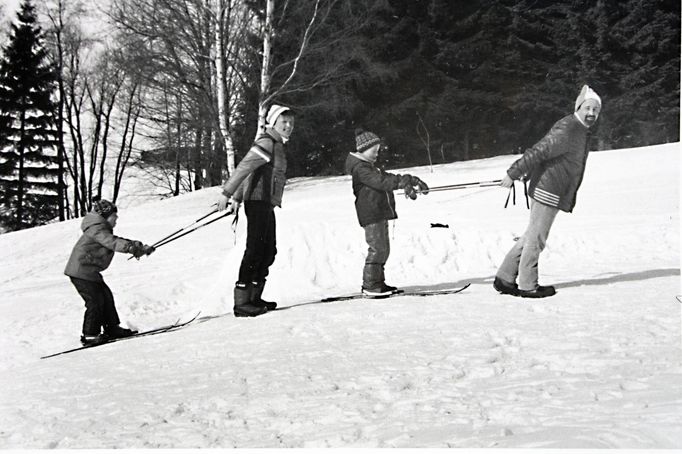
xmin=0 ymin=144 xmax=680 ymax=448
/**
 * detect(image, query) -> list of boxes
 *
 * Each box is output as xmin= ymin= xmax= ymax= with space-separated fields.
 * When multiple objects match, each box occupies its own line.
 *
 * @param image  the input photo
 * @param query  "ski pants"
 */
xmin=496 ymin=200 xmax=559 ymax=291
xmin=238 ymin=201 xmax=277 ymax=285
xmin=362 ymin=220 xmax=390 ymax=289
xmin=70 ymin=277 xmax=121 ymax=336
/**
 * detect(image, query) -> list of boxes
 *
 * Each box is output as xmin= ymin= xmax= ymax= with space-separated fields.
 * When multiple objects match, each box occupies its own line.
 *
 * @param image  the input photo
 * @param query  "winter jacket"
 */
xmin=222 ymin=128 xmax=288 ymax=208
xmin=345 ymin=153 xmax=403 ymax=227
xmin=507 ymin=113 xmax=590 ymax=213
xmin=64 ymin=213 xmax=135 ymax=282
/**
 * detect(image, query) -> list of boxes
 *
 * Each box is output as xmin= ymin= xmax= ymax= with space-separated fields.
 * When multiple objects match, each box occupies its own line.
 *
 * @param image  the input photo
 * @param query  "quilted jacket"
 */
xmin=222 ymin=128 xmax=288 ymax=208
xmin=64 ymin=213 xmax=134 ymax=282
xmin=345 ymin=153 xmax=405 ymax=227
xmin=507 ymin=113 xmax=591 ymax=213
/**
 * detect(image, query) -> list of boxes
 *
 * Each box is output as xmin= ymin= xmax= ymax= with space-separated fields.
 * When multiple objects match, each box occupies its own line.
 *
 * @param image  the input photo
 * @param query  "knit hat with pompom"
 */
xmin=92 ymin=197 xmax=117 ymax=218
xmin=355 ymin=128 xmax=381 ymax=153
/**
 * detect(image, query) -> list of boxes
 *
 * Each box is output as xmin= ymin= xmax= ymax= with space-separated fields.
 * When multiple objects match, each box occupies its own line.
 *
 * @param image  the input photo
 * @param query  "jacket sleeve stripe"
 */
xmin=533 ymin=188 xmax=560 ymax=206
xmin=251 ymin=145 xmax=272 ymax=162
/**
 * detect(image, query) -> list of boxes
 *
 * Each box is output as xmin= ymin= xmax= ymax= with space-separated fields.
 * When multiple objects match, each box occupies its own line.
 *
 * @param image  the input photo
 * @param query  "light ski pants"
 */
xmin=496 ymin=200 xmax=559 ymax=291
xmin=362 ymin=220 xmax=390 ymax=289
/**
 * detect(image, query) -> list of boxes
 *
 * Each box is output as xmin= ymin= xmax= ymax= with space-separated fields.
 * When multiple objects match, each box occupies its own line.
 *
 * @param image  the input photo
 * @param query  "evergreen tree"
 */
xmin=0 ymin=0 xmax=60 ymax=231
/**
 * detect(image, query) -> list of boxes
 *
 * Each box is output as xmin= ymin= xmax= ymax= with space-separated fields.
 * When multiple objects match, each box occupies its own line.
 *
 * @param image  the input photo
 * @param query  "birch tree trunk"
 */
xmin=257 ymin=0 xmax=275 ymax=136
xmin=214 ymin=0 xmax=236 ymax=174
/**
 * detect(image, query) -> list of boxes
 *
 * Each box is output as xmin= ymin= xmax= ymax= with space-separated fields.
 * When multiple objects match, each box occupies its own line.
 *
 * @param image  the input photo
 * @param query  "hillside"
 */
xmin=0 ymin=143 xmax=679 ymax=448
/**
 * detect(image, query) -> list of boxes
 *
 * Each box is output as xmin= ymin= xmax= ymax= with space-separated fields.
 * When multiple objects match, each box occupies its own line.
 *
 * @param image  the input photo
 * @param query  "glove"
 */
xmin=398 ymin=174 xmax=412 ymax=189
xmin=411 ymin=176 xmax=429 ymax=195
xmin=130 ymin=241 xmax=147 ymax=259
xmin=404 ymin=184 xmax=417 ymax=200
xmin=398 ymin=174 xmax=418 ymax=200
xmin=143 ymin=245 xmax=155 ymax=256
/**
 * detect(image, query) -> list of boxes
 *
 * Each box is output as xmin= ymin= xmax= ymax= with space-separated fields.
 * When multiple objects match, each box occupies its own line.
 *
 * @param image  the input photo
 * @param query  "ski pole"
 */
xmin=127 ymin=206 xmax=230 ymax=260
xmin=425 ymin=179 xmax=502 ymax=192
xmin=398 ymin=179 xmax=502 ymax=196
xmin=151 ymin=206 xmax=219 ymax=248
xmin=152 ymin=209 xmax=234 ymax=250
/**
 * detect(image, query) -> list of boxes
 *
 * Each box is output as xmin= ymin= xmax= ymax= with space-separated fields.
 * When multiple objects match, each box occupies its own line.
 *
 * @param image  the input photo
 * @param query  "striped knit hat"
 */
xmin=92 ymin=198 xmax=117 ymax=218
xmin=575 ymin=85 xmax=601 ymax=111
xmin=355 ymin=128 xmax=381 ymax=153
xmin=266 ymin=104 xmax=292 ymax=126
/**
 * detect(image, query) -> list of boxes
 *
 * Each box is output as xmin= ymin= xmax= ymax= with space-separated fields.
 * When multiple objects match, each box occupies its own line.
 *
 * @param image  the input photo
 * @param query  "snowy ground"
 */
xmin=0 ymin=143 xmax=680 ymax=449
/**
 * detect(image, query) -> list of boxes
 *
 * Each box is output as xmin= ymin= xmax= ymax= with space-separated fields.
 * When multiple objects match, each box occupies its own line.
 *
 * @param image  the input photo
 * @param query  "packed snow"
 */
xmin=0 ymin=143 xmax=680 ymax=449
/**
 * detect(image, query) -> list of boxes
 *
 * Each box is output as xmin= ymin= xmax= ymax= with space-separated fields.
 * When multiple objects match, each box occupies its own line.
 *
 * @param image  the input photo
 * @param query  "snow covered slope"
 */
xmin=0 ymin=143 xmax=679 ymax=448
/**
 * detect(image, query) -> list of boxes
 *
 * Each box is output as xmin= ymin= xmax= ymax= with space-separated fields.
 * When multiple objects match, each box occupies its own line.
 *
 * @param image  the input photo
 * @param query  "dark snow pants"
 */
xmin=238 ymin=201 xmax=277 ymax=285
xmin=70 ymin=277 xmax=121 ymax=336
xmin=362 ymin=220 xmax=390 ymax=289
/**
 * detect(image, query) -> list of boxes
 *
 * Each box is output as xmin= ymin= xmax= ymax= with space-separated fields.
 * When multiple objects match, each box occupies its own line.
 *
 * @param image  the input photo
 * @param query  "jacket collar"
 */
xmin=265 ymin=127 xmax=288 ymax=144
xmin=573 ymin=112 xmax=590 ymax=129
xmin=350 ymin=152 xmax=374 ymax=163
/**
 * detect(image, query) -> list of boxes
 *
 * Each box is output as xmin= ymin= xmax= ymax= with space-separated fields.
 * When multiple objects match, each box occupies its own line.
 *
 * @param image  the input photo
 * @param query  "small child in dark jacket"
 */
xmin=345 ymin=129 xmax=429 ymax=297
xmin=64 ymin=198 xmax=155 ymax=346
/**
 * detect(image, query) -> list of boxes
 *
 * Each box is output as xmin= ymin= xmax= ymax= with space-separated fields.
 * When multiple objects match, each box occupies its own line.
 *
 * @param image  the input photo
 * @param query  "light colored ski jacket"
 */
xmin=64 ymin=213 xmax=135 ymax=282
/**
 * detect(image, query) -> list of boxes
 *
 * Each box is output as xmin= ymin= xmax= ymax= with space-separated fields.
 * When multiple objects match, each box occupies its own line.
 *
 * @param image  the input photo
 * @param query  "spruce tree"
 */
xmin=0 ymin=0 xmax=60 ymax=231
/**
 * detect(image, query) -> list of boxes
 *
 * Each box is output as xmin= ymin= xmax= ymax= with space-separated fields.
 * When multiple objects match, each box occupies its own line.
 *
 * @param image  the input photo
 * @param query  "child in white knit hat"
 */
xmin=217 ymin=104 xmax=295 ymax=317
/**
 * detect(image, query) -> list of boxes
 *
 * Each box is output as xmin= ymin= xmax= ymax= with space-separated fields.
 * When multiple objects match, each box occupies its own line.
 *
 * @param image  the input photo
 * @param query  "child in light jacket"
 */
xmin=64 ymin=198 xmax=154 ymax=345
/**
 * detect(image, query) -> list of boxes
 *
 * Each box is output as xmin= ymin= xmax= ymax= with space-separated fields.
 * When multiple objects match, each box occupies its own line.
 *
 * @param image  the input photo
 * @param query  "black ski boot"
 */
xmin=493 ymin=277 xmax=520 ymax=296
xmin=233 ymin=282 xmax=268 ymax=317
xmin=80 ymin=333 xmax=110 ymax=346
xmin=383 ymin=283 xmax=400 ymax=294
xmin=104 ymin=325 xmax=138 ymax=339
xmin=519 ymin=285 xmax=556 ymax=298
xmin=251 ymin=281 xmax=277 ymax=311
xmin=361 ymin=285 xmax=393 ymax=298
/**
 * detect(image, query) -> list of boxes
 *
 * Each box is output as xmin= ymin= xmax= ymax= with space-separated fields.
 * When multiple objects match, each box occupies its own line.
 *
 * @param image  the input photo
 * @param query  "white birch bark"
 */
xmin=214 ymin=0 xmax=236 ymax=174
xmin=257 ymin=0 xmax=274 ymax=137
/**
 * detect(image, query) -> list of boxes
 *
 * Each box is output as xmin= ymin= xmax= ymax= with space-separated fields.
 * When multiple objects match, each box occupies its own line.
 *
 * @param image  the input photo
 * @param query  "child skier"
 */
xmin=345 ymin=129 xmax=429 ymax=297
xmin=64 ymin=198 xmax=155 ymax=346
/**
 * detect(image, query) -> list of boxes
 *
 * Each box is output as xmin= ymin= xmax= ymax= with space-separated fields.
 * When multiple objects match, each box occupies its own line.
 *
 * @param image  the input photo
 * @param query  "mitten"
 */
xmin=130 ymin=240 xmax=146 ymax=258
xmin=403 ymin=183 xmax=418 ymax=200
xmin=143 ymin=245 xmax=156 ymax=256
xmin=398 ymin=174 xmax=418 ymax=200
xmin=398 ymin=174 xmax=412 ymax=190
xmin=411 ymin=176 xmax=429 ymax=195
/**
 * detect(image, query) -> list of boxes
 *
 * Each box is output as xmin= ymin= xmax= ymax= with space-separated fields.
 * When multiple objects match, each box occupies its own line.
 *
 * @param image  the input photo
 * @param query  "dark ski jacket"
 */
xmin=345 ymin=153 xmax=404 ymax=227
xmin=507 ymin=113 xmax=591 ymax=213
xmin=64 ymin=213 xmax=136 ymax=282
xmin=222 ymin=127 xmax=288 ymax=208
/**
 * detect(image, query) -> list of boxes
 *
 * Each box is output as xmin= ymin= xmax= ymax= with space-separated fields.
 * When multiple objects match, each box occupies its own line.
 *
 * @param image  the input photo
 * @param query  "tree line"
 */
xmin=0 ymin=0 xmax=679 ymax=232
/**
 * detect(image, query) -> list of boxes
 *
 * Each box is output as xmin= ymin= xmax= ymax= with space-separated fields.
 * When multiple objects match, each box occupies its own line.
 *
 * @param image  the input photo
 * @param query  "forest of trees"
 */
xmin=0 ymin=0 xmax=679 ymax=231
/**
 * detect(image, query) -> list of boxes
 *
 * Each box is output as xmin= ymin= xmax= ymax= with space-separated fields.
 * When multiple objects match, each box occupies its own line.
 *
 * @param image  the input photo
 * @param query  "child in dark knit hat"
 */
xmin=345 ymin=129 xmax=429 ymax=297
xmin=64 ymin=197 xmax=155 ymax=346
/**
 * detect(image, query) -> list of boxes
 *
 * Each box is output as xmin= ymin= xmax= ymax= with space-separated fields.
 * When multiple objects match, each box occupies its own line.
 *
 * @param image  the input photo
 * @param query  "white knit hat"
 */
xmin=266 ymin=104 xmax=291 ymax=126
xmin=575 ymin=85 xmax=602 ymax=111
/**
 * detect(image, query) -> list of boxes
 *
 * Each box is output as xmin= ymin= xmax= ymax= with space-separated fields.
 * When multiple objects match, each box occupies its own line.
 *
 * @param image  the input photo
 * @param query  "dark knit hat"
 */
xmin=355 ymin=128 xmax=381 ymax=153
xmin=92 ymin=198 xmax=117 ymax=218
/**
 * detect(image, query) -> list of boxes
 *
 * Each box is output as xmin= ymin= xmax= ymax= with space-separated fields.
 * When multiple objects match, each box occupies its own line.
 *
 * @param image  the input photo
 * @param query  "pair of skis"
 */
xmin=41 ymin=312 xmax=202 ymax=359
xmin=42 ymin=283 xmax=471 ymax=358
xmin=320 ymin=283 xmax=471 ymax=302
